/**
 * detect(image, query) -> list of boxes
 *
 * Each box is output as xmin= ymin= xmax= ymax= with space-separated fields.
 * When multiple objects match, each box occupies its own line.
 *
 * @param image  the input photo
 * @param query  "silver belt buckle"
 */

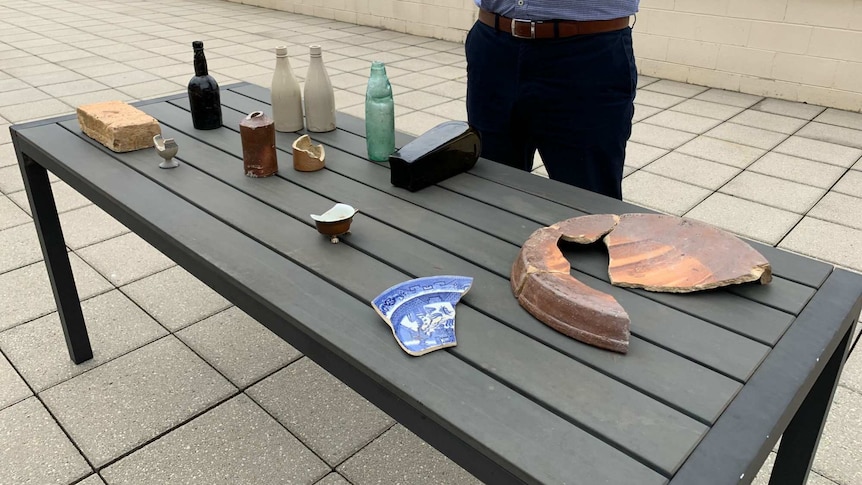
xmin=511 ymin=18 xmax=536 ymax=39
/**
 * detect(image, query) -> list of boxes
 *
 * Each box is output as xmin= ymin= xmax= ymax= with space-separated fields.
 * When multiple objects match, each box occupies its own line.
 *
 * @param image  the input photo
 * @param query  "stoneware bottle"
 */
xmin=239 ymin=111 xmax=278 ymax=178
xmin=271 ymin=45 xmax=303 ymax=132
xmin=365 ymin=61 xmax=395 ymax=162
xmin=187 ymin=40 xmax=222 ymax=130
xmin=303 ymin=45 xmax=336 ymax=132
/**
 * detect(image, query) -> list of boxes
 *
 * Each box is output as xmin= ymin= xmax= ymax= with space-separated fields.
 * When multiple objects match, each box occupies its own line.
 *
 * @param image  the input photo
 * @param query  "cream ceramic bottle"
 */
xmin=271 ymin=45 xmax=303 ymax=132
xmin=303 ymin=45 xmax=336 ymax=132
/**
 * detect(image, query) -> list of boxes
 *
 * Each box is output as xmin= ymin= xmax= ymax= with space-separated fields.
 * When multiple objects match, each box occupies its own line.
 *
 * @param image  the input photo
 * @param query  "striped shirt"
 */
xmin=475 ymin=0 xmax=638 ymax=21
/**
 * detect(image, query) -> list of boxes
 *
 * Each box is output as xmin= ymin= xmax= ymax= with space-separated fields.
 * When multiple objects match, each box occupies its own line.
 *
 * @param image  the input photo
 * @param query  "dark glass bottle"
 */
xmin=187 ymin=41 xmax=222 ymax=130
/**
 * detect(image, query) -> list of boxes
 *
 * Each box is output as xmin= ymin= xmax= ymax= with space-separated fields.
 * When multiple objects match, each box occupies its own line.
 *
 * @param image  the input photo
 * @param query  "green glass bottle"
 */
xmin=365 ymin=61 xmax=395 ymax=162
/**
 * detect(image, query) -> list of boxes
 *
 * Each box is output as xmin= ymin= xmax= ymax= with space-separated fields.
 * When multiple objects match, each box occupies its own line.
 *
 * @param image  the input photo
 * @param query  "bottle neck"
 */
xmin=193 ymin=50 xmax=208 ymax=76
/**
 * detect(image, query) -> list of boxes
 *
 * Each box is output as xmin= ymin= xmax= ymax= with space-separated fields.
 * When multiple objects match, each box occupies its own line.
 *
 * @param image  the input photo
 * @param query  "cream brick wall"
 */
xmin=228 ymin=0 xmax=478 ymax=42
xmin=226 ymin=0 xmax=862 ymax=111
xmin=636 ymin=0 xmax=862 ymax=111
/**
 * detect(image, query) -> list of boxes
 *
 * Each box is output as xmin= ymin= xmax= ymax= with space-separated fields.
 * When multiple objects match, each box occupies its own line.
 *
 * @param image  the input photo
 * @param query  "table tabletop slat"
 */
xmin=17 ymin=122 xmax=667 ymax=485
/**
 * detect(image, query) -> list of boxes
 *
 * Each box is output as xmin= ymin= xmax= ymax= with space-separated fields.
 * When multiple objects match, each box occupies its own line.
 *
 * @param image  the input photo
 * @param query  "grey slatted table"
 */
xmin=11 ymin=83 xmax=861 ymax=485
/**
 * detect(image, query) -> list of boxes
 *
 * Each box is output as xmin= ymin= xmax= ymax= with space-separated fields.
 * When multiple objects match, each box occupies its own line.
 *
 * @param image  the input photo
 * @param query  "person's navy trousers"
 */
xmin=465 ymin=20 xmax=637 ymax=200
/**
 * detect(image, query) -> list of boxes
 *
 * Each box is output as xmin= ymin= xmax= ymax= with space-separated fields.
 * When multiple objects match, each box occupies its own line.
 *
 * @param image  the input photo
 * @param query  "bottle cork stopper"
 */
xmin=275 ymin=46 xmax=287 ymax=56
xmin=309 ymin=45 xmax=322 ymax=56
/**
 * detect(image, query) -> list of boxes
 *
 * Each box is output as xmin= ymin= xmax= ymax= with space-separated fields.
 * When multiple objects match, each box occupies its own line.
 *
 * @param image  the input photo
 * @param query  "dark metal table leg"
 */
xmin=16 ymin=149 xmax=93 ymax=364
xmin=769 ymin=321 xmax=855 ymax=485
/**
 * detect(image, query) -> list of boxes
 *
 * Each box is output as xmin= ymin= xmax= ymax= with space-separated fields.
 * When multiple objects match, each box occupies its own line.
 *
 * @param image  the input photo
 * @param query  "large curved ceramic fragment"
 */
xmin=518 ymin=272 xmax=630 ymax=353
xmin=371 ymin=275 xmax=473 ymax=356
xmin=605 ymin=213 xmax=772 ymax=293
xmin=511 ymin=214 xmax=630 ymax=353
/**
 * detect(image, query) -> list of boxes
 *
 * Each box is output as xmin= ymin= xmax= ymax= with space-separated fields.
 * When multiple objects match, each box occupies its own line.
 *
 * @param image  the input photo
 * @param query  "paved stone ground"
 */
xmin=1 ymin=0 xmax=861 ymax=484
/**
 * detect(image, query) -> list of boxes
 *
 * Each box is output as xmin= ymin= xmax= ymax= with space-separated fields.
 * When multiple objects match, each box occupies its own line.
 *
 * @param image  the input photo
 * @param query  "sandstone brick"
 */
xmin=76 ymin=100 xmax=160 ymax=152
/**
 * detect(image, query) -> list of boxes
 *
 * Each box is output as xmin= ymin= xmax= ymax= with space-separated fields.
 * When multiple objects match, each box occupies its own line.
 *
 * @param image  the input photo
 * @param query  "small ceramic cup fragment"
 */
xmin=310 ymin=203 xmax=358 ymax=243
xmin=153 ymin=134 xmax=179 ymax=169
xmin=292 ymin=134 xmax=325 ymax=172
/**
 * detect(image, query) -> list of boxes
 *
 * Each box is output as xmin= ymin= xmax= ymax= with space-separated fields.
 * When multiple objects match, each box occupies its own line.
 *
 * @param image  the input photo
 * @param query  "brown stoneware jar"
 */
xmin=240 ymin=111 xmax=278 ymax=177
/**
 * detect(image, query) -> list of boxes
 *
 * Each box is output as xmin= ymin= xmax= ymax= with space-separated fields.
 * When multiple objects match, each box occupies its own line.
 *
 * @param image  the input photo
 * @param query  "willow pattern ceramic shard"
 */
xmin=371 ymin=275 xmax=473 ymax=356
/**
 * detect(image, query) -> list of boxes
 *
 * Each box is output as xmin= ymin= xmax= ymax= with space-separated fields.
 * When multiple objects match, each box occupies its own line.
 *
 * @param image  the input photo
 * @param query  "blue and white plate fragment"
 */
xmin=371 ymin=275 xmax=473 ymax=356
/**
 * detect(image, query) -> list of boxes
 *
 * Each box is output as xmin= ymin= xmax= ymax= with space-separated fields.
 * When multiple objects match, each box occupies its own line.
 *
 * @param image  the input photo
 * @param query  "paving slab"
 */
xmin=832 ymin=170 xmax=862 ymax=198
xmin=40 ymin=336 xmax=237 ymax=467
xmin=176 ymin=306 xmax=301 ymax=389
xmin=729 ymin=110 xmax=809 ymax=135
xmin=424 ymin=99 xmax=468 ymax=121
xmin=75 ymin=232 xmax=175 ymax=286
xmin=79 ymin=474 xmax=107 ymax=485
xmin=694 ymin=88 xmax=763 ymax=108
xmin=120 ymin=265 xmax=232 ymax=332
xmin=315 ymin=472 xmax=352 ymax=485
xmin=8 ymin=179 xmax=92 ymax=216
xmin=0 ymin=165 xmax=25 ymax=195
xmin=797 ymin=122 xmax=862 ymax=150
xmin=774 ymin=136 xmax=862 ymax=167
xmin=59 ymin=204 xmax=130 ymax=250
xmin=0 ymin=221 xmax=42 ymax=274
xmin=248 ymin=357 xmax=394 ymax=467
xmin=685 ymin=192 xmax=801 ymax=245
xmin=0 ymin=397 xmax=92 ymax=484
xmin=807 ymin=192 xmax=862 ymax=230
xmin=841 ymin=341 xmax=862 ymax=395
xmin=0 ymin=290 xmax=167 ymax=392
xmin=811 ymin=386 xmax=862 ymax=485
xmin=0 ymin=253 xmax=111 ymax=332
xmin=677 ymin=135 xmax=766 ymax=168
xmin=641 ymin=79 xmax=709 ymax=98
xmin=814 ymin=108 xmax=862 ymax=131
xmin=100 ymin=394 xmax=329 ymax=485
xmin=419 ymin=79 xmax=466 ymax=99
xmin=641 ymin=110 xmax=722 ymax=134
xmin=633 ymin=89 xmax=686 ymax=109
xmin=752 ymin=98 xmax=826 ymax=120
xmin=395 ymin=110 xmax=449 ymax=136
xmin=622 ymin=170 xmax=711 ymax=215
xmin=337 ymin=424 xmax=481 ymax=485
xmin=630 ymin=122 xmax=697 ymax=150
xmin=395 ymin=89 xmax=451 ymax=110
xmin=76 ymin=474 xmax=105 ymax=485
xmin=0 ymin=98 xmax=73 ymax=123
xmin=779 ymin=217 xmax=862 ymax=272
xmin=669 ymin=99 xmax=746 ymax=121
xmin=40 ymin=79 xmax=110 ymax=98
xmin=0 ymin=143 xmax=14 ymax=168
xmin=0 ymin=87 xmax=50 ymax=107
xmin=720 ymin=171 xmax=827 ymax=214
xmin=0 ymin=352 xmax=30 ymax=410
xmin=747 ymin=152 xmax=846 ymax=189
xmin=633 ymin=103 xmax=662 ymax=122
xmin=644 ymin=151 xmax=741 ymax=190
xmin=637 ymin=75 xmax=659 ymax=88
xmin=625 ymin=141 xmax=668 ymax=169
xmin=706 ymin=122 xmax=788 ymax=150
xmin=752 ymin=452 xmax=837 ymax=485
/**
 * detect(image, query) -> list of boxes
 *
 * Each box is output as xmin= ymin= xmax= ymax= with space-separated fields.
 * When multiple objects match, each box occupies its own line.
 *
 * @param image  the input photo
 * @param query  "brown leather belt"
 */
xmin=477 ymin=9 xmax=630 ymax=39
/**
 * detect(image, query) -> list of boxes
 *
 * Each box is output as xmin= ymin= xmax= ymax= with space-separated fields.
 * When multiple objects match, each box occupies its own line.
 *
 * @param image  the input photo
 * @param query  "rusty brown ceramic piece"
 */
xmin=511 ymin=212 xmax=772 ymax=353
xmin=518 ymin=272 xmax=630 ymax=353
xmin=605 ymin=213 xmax=772 ymax=292
xmin=239 ymin=111 xmax=278 ymax=178
xmin=510 ymin=215 xmax=630 ymax=353
xmin=292 ymin=134 xmax=325 ymax=172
